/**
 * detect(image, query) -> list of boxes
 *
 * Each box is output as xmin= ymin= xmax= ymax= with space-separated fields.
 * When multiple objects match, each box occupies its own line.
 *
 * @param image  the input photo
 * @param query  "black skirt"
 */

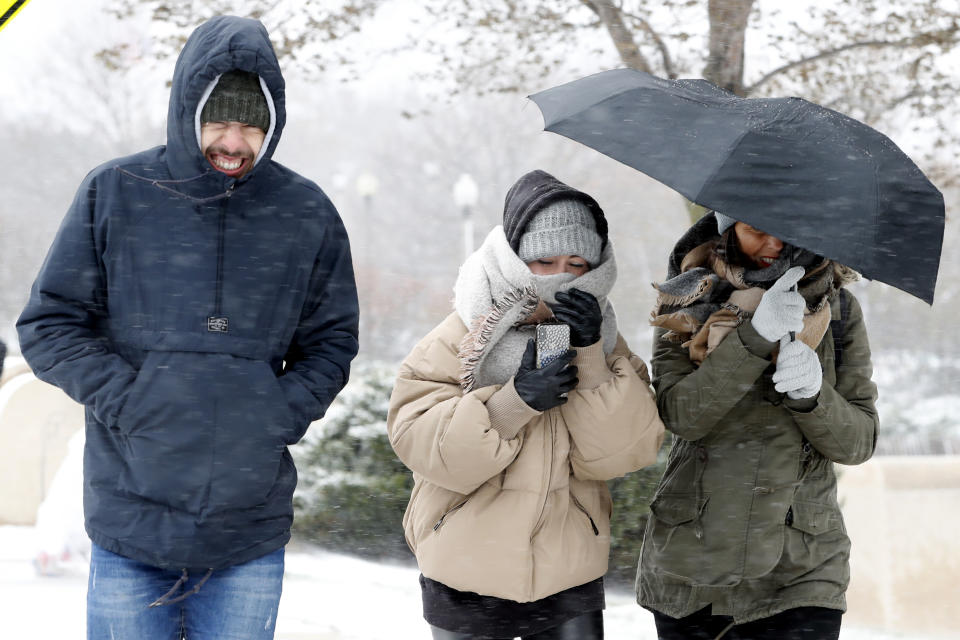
xmin=421 ymin=574 xmax=605 ymax=637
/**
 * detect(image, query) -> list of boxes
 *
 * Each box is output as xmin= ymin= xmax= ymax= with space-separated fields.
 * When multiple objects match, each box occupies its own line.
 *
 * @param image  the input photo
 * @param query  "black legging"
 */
xmin=652 ymin=605 xmax=842 ymax=640
xmin=429 ymin=610 xmax=603 ymax=640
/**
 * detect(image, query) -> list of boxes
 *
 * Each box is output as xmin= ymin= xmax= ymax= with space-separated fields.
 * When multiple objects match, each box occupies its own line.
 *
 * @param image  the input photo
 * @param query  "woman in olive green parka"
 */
xmin=636 ymin=212 xmax=879 ymax=639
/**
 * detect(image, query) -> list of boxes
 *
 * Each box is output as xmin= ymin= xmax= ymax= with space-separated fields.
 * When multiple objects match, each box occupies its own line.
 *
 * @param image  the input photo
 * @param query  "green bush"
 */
xmin=292 ymin=362 xmax=414 ymax=561
xmin=606 ymin=448 xmax=668 ymax=588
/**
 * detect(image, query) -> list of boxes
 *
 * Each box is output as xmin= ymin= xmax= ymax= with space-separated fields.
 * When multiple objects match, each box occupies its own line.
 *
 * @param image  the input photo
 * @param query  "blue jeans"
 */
xmin=87 ymin=543 xmax=284 ymax=640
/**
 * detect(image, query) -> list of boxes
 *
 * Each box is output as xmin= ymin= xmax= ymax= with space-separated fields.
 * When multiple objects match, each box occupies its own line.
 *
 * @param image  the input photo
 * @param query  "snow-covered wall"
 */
xmin=840 ymin=456 xmax=960 ymax=637
xmin=0 ymin=374 xmax=83 ymax=525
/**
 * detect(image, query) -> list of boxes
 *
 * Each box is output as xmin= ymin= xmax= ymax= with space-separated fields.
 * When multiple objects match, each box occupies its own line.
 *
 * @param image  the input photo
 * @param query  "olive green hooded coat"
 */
xmin=637 ymin=233 xmax=879 ymax=623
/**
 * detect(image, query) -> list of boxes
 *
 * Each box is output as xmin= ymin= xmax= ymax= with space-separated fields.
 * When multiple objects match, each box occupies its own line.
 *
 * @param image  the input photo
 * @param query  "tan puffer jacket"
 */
xmin=387 ymin=311 xmax=665 ymax=602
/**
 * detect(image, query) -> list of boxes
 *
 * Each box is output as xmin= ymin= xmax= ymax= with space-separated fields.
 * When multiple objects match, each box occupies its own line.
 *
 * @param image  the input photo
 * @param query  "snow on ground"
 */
xmin=0 ymin=526 xmax=931 ymax=640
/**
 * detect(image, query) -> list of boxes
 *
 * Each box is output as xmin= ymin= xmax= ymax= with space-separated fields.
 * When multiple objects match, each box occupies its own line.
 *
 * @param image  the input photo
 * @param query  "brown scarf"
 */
xmin=652 ymin=237 xmax=858 ymax=365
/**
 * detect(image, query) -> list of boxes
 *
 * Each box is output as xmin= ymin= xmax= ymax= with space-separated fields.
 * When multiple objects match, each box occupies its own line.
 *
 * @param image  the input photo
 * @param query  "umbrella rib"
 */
xmin=693 ymin=128 xmax=753 ymax=215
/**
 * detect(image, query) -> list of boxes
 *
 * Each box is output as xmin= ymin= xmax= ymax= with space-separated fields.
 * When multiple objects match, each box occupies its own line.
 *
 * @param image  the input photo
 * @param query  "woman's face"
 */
xmin=734 ymin=222 xmax=784 ymax=268
xmin=526 ymin=255 xmax=590 ymax=277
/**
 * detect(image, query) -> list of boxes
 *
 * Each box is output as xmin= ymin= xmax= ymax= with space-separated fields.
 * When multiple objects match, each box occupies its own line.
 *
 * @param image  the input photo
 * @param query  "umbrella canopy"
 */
xmin=530 ymin=69 xmax=945 ymax=304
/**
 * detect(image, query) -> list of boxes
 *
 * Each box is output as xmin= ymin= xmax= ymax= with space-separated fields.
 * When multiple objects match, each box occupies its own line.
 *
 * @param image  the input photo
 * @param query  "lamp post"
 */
xmin=355 ymin=172 xmax=379 ymax=212
xmin=452 ymin=173 xmax=479 ymax=260
xmin=355 ymin=172 xmax=379 ymax=274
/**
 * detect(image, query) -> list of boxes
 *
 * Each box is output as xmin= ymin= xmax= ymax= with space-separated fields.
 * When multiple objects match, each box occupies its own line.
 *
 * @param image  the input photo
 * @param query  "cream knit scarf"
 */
xmin=454 ymin=226 xmax=618 ymax=392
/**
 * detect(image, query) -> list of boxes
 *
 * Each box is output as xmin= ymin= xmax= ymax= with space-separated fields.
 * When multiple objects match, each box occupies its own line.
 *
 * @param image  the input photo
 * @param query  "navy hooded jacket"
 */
xmin=16 ymin=16 xmax=359 ymax=570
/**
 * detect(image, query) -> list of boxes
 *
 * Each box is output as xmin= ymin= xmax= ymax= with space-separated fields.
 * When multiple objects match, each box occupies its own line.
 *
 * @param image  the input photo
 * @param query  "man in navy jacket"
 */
xmin=17 ymin=16 xmax=359 ymax=639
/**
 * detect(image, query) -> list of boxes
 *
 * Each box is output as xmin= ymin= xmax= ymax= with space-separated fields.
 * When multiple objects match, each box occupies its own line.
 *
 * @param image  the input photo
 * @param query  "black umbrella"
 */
xmin=529 ymin=68 xmax=945 ymax=304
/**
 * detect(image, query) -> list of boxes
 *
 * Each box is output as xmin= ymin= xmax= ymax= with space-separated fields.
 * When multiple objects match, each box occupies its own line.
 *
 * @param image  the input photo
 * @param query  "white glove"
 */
xmin=773 ymin=336 xmax=823 ymax=399
xmin=751 ymin=266 xmax=806 ymax=342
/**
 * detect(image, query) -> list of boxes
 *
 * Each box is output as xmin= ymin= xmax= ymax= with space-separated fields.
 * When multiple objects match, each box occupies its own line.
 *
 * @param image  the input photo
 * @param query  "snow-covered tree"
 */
xmin=293 ymin=362 xmax=414 ymax=560
xmin=101 ymin=1 xmax=960 ymax=184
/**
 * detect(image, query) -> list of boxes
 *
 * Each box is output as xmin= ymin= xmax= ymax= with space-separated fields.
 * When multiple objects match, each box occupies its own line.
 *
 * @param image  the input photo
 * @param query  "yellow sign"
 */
xmin=0 ymin=0 xmax=31 ymax=33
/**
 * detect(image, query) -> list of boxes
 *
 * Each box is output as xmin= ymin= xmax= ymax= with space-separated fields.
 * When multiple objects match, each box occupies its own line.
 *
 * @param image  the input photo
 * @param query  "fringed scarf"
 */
xmin=651 ymin=221 xmax=859 ymax=366
xmin=454 ymin=226 xmax=618 ymax=391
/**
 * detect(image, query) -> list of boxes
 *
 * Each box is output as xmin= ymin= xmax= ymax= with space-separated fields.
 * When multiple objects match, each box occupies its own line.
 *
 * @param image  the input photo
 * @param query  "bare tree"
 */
xmin=98 ymin=1 xmax=959 ymax=189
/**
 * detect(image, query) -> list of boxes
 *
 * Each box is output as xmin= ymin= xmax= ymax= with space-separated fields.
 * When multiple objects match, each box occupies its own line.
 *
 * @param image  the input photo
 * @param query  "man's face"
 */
xmin=200 ymin=121 xmax=266 ymax=179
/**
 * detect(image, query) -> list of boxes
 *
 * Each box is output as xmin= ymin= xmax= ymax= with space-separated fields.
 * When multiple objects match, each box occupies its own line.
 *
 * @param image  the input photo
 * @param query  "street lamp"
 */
xmin=355 ymin=172 xmax=380 ymax=211
xmin=354 ymin=172 xmax=379 ymax=275
xmin=452 ymin=173 xmax=479 ymax=260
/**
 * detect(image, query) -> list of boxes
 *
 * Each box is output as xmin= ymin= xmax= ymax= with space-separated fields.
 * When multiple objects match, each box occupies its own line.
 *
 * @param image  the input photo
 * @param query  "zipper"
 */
xmin=214 ymin=192 xmax=228 ymax=315
xmin=530 ymin=412 xmax=557 ymax=539
xmin=571 ymin=494 xmax=599 ymax=536
xmin=213 ymin=184 xmax=235 ymax=316
xmin=432 ymin=500 xmax=467 ymax=532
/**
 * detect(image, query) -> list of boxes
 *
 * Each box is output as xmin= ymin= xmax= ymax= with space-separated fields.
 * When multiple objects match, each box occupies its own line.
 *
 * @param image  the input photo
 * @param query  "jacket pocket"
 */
xmin=262 ymin=364 xmax=297 ymax=441
xmin=781 ymin=500 xmax=850 ymax=589
xmin=114 ymin=351 xmax=217 ymax=513
xmin=114 ymin=352 xmax=289 ymax=514
xmin=571 ymin=494 xmax=599 ymax=535
xmin=642 ymin=493 xmax=719 ymax=584
xmin=432 ymin=498 xmax=469 ymax=533
xmin=204 ymin=359 xmax=291 ymax=511
xmin=115 ymin=352 xmax=156 ymax=432
xmin=649 ymin=492 xmax=707 ymax=527
xmin=787 ymin=500 xmax=843 ymax=536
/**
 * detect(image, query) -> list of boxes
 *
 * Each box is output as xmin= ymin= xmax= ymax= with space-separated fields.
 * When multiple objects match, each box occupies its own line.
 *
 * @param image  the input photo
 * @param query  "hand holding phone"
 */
xmin=514 ymin=339 xmax=577 ymax=412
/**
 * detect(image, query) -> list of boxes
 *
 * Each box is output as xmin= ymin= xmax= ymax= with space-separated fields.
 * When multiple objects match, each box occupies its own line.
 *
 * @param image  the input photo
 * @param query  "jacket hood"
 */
xmin=664 ymin=212 xmax=721 ymax=280
xmin=166 ymin=16 xmax=285 ymax=183
xmin=502 ymin=170 xmax=608 ymax=256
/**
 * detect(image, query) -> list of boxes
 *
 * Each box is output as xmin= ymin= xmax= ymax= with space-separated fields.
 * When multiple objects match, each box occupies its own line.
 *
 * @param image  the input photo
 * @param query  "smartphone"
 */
xmin=536 ymin=323 xmax=571 ymax=369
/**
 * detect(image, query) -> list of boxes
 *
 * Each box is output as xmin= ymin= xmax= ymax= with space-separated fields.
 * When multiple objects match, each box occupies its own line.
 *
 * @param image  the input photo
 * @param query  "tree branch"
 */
xmin=580 ymin=0 xmax=652 ymax=72
xmin=620 ymin=10 xmax=677 ymax=78
xmin=745 ymin=26 xmax=960 ymax=95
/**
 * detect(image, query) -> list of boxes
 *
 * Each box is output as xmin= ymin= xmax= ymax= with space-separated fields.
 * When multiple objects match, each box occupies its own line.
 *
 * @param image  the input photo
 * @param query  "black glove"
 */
xmin=551 ymin=288 xmax=603 ymax=347
xmin=514 ymin=339 xmax=578 ymax=412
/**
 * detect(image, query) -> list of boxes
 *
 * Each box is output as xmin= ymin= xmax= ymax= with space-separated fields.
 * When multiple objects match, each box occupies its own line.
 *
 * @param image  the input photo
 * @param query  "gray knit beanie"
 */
xmin=714 ymin=211 xmax=737 ymax=234
xmin=201 ymin=70 xmax=270 ymax=132
xmin=517 ymin=199 xmax=603 ymax=266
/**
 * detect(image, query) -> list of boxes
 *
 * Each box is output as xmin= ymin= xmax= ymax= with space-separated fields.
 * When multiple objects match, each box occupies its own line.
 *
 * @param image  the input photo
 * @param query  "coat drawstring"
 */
xmin=752 ymin=480 xmax=802 ymax=495
xmin=693 ymin=445 xmax=708 ymax=540
xmin=148 ymin=568 xmax=214 ymax=608
xmin=753 ymin=441 xmax=815 ymax=495
xmin=115 ymin=167 xmax=234 ymax=205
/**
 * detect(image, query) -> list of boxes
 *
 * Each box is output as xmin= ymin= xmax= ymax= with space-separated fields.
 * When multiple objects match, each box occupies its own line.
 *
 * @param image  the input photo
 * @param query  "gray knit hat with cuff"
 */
xmin=714 ymin=211 xmax=737 ymax=234
xmin=201 ymin=70 xmax=270 ymax=132
xmin=517 ymin=199 xmax=603 ymax=266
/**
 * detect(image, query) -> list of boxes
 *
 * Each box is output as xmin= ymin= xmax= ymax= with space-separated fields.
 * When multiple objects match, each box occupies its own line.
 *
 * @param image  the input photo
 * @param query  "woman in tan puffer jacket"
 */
xmin=387 ymin=170 xmax=664 ymax=639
